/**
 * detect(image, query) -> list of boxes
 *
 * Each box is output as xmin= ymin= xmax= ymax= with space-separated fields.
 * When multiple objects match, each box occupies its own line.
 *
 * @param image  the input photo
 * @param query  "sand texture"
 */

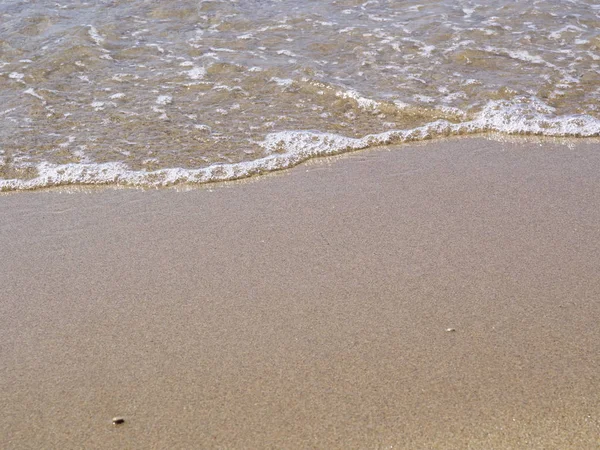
xmin=1 ymin=137 xmax=600 ymax=449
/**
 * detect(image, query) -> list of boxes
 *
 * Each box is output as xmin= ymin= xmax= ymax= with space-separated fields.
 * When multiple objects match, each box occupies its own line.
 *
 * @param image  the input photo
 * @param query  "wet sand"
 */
xmin=1 ymin=137 xmax=600 ymax=449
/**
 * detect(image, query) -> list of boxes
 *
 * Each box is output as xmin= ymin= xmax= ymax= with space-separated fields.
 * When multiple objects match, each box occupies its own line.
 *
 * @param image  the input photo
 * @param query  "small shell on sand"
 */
xmin=445 ymin=328 xmax=456 ymax=332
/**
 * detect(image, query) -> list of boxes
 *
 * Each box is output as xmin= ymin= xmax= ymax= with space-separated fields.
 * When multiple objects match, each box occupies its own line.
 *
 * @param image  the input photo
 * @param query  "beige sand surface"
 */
xmin=1 ymin=137 xmax=600 ymax=449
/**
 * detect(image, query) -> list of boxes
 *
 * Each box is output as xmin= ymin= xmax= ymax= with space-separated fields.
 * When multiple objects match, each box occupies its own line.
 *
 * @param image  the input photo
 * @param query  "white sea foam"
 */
xmin=1 ymin=0 xmax=599 ymax=192
xmin=463 ymin=8 xmax=475 ymax=18
xmin=335 ymin=89 xmax=380 ymax=112
xmin=414 ymin=94 xmax=436 ymax=104
xmin=147 ymin=43 xmax=165 ymax=53
xmin=156 ymin=95 xmax=173 ymax=105
xmin=549 ymin=25 xmax=585 ymax=40
xmin=58 ymin=136 xmax=76 ymax=148
xmin=269 ymin=77 xmax=294 ymax=87
xmin=88 ymin=26 xmax=105 ymax=46
xmin=183 ymin=66 xmax=206 ymax=80
xmin=24 ymin=88 xmax=44 ymax=101
xmin=484 ymin=46 xmax=549 ymax=66
xmin=0 ymin=108 xmax=17 ymax=116
xmin=2 ymin=98 xmax=598 ymax=192
xmin=276 ymin=50 xmax=297 ymax=57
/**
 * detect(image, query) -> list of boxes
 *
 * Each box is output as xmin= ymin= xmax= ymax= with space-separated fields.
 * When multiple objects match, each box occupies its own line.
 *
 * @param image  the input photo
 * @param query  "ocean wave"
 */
xmin=1 ymin=97 xmax=599 ymax=191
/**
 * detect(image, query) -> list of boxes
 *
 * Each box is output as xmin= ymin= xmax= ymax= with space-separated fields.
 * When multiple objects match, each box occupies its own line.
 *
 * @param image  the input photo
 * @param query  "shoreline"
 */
xmin=2 ymin=133 xmax=600 ymax=193
xmin=2 ymin=137 xmax=600 ymax=448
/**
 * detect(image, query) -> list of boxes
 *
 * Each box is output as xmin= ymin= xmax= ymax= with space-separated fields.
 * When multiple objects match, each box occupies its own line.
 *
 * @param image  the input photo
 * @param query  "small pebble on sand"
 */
xmin=112 ymin=417 xmax=125 ymax=425
xmin=445 ymin=328 xmax=456 ymax=332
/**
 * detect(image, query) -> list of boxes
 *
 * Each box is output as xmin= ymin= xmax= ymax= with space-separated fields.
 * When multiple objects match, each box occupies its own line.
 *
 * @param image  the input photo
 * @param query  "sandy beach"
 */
xmin=1 ymin=137 xmax=599 ymax=449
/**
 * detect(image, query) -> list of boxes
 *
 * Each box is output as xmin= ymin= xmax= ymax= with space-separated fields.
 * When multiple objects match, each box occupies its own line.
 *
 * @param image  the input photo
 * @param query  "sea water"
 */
xmin=0 ymin=0 xmax=599 ymax=190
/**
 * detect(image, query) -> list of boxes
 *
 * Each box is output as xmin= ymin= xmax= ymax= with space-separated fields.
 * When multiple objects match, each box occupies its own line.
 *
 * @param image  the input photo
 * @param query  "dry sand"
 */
xmin=1 ymin=137 xmax=599 ymax=449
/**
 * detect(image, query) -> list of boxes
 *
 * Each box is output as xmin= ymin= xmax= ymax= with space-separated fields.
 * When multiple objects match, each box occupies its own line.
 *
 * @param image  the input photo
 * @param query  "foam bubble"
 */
xmin=156 ymin=95 xmax=173 ymax=105
xmin=24 ymin=88 xmax=44 ymax=101
xmin=88 ymin=26 xmax=105 ymax=46
xmin=183 ymin=66 xmax=206 ymax=80
xmin=335 ymin=89 xmax=381 ymax=112
xmin=467 ymin=97 xmax=600 ymax=136
xmin=269 ymin=77 xmax=294 ymax=87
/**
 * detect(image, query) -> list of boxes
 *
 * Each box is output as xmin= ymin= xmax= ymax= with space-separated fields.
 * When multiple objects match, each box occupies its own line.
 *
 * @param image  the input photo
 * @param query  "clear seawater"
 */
xmin=1 ymin=0 xmax=599 ymax=190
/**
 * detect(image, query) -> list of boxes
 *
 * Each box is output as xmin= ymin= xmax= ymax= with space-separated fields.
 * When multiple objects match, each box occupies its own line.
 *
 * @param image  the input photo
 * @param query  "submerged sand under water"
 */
xmin=1 ymin=137 xmax=599 ymax=448
xmin=1 ymin=0 xmax=599 ymax=189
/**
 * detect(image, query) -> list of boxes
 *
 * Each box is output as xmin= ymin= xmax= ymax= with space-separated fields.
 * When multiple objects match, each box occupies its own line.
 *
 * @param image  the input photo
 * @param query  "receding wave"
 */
xmin=2 ymin=97 xmax=599 ymax=191
xmin=2 ymin=0 xmax=599 ymax=191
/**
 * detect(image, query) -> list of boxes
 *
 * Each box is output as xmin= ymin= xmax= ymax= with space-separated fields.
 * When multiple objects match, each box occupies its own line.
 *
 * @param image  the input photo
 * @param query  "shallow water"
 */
xmin=1 ymin=0 xmax=599 ymax=189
